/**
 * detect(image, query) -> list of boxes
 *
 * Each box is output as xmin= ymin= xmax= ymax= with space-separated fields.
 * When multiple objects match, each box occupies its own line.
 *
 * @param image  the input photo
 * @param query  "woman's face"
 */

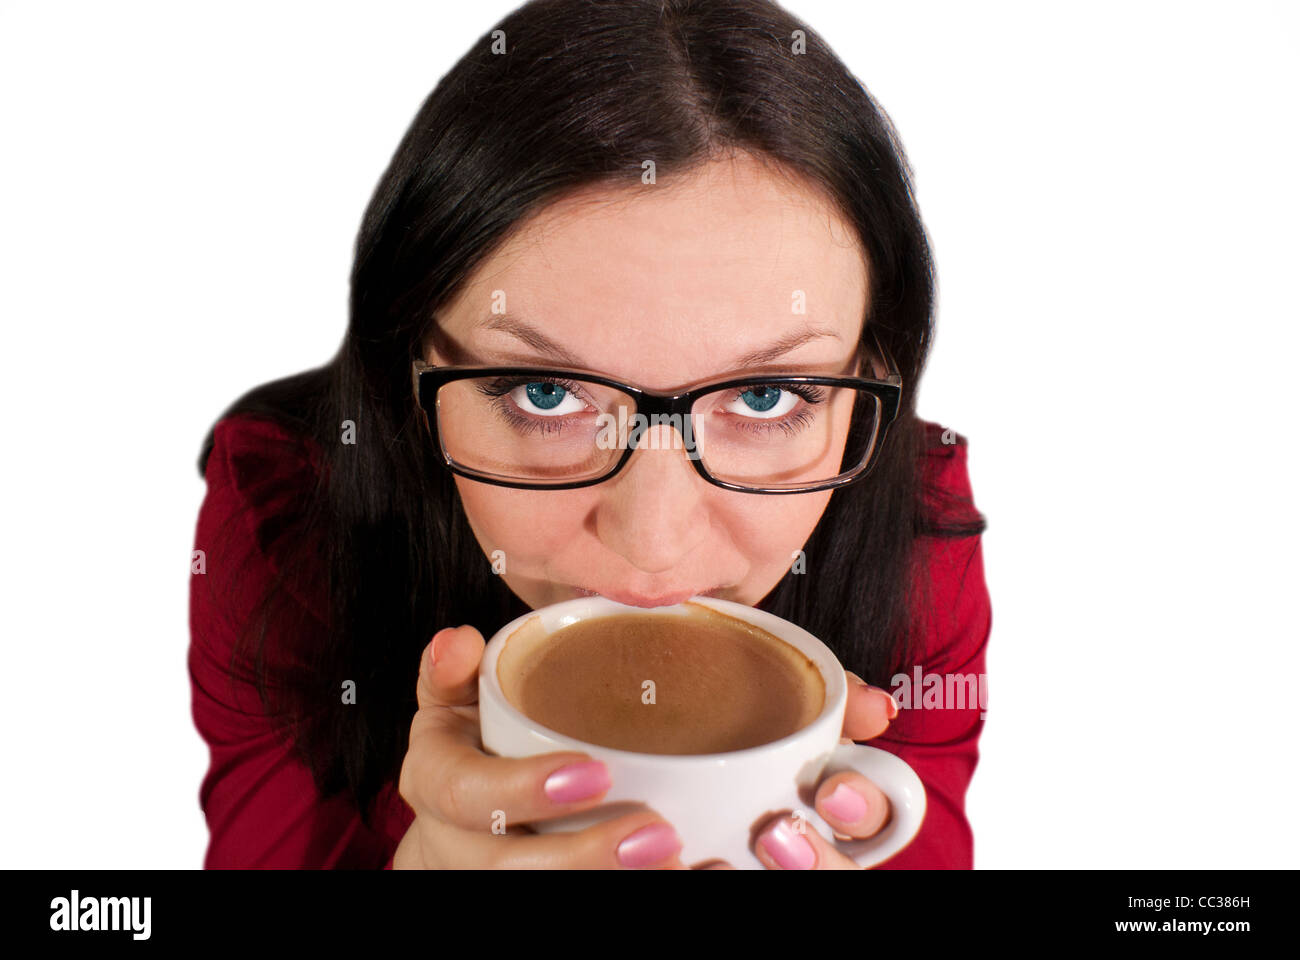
xmin=424 ymin=152 xmax=870 ymax=609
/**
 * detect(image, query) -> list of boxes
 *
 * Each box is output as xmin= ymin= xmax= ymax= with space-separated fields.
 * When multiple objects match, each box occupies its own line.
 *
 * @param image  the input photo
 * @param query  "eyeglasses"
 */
xmin=411 ymin=329 xmax=902 ymax=494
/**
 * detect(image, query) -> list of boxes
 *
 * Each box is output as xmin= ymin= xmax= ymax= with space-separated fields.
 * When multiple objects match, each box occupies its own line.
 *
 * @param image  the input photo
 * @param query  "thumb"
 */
xmin=416 ymin=625 xmax=485 ymax=711
xmin=842 ymin=671 xmax=897 ymax=741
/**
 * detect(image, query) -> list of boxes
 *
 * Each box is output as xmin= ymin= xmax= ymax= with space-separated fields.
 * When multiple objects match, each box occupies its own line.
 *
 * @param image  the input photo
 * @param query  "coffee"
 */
xmin=496 ymin=602 xmax=825 ymax=755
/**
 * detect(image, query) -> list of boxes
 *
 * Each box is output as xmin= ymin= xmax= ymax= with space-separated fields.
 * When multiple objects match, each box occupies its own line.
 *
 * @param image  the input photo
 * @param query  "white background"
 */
xmin=1 ymin=1 xmax=1296 ymax=869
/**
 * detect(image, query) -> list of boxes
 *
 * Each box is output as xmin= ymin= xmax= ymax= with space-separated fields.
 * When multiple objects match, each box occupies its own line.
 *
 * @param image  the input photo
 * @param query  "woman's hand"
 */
xmin=393 ymin=625 xmax=694 ymax=869
xmin=748 ymin=671 xmax=900 ymax=870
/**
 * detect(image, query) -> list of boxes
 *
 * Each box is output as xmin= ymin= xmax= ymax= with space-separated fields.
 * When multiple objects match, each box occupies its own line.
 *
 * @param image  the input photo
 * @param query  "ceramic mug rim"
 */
xmin=478 ymin=594 xmax=848 ymax=764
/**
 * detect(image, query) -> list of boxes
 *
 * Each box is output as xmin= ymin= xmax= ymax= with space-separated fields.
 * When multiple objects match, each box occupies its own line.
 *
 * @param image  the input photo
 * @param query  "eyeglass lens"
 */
xmin=434 ymin=374 xmax=880 ymax=488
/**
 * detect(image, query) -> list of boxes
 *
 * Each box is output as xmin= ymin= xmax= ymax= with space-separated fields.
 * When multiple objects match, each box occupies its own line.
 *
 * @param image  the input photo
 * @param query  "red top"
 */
xmin=189 ymin=414 xmax=991 ymax=869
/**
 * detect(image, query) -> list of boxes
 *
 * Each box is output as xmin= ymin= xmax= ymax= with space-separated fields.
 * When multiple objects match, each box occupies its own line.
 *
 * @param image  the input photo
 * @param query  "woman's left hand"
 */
xmin=700 ymin=670 xmax=900 ymax=870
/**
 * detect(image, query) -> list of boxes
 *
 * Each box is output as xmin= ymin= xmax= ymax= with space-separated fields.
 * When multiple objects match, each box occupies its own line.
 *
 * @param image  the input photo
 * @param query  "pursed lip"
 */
xmin=571 ymin=585 xmax=723 ymax=608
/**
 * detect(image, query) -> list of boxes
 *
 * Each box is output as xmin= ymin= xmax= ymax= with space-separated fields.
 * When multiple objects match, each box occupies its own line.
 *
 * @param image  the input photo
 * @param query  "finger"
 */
xmin=813 ymin=771 xmax=892 ymax=840
xmin=841 ymin=671 xmax=898 ymax=741
xmin=753 ymin=813 xmax=862 ymax=871
xmin=404 ymin=626 xmax=623 ymax=829
xmin=431 ymin=809 xmax=686 ymax=869
xmin=416 ymin=625 xmax=485 ymax=710
xmin=407 ymin=716 xmax=618 ymax=829
xmin=692 ymin=859 xmax=736 ymax=870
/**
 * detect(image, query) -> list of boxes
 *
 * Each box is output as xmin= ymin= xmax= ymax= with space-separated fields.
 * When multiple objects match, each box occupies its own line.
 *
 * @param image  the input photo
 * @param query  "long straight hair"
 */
xmin=196 ymin=0 xmax=986 ymax=827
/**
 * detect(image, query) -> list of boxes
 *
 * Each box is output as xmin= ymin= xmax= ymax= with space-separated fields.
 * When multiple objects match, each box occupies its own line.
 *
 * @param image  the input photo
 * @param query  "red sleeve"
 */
xmin=189 ymin=415 xmax=400 ymax=868
xmin=869 ymin=429 xmax=992 ymax=869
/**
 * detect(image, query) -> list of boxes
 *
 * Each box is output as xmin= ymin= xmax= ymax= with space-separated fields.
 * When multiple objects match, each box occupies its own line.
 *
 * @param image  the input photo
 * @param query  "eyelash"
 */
xmin=740 ymin=383 xmax=826 ymax=404
xmin=496 ymin=406 xmax=572 ymax=436
xmin=732 ymin=409 xmax=816 ymax=436
xmin=472 ymin=377 xmax=573 ymax=436
xmin=726 ymin=384 xmax=823 ymax=436
xmin=475 ymin=377 xmax=826 ymax=436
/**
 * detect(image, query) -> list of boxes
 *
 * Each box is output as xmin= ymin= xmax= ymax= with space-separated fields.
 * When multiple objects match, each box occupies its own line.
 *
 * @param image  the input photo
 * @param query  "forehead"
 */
xmin=436 ymin=153 xmax=869 ymax=386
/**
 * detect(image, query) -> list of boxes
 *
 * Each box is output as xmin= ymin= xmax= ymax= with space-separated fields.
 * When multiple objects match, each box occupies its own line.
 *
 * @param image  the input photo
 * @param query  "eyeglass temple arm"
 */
xmin=413 ymin=358 xmax=436 ymax=408
xmin=865 ymin=327 xmax=902 ymax=384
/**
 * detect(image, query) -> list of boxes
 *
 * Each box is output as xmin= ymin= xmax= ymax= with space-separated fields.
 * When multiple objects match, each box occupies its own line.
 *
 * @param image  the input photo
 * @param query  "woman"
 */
xmin=190 ymin=0 xmax=990 ymax=869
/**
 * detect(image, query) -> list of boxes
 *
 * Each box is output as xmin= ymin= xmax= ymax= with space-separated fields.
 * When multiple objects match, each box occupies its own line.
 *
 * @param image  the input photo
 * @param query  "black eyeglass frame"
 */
xmin=412 ymin=329 xmax=903 ymax=494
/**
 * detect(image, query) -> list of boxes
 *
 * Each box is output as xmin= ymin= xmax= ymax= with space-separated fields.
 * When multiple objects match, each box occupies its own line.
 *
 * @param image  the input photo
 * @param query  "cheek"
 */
xmin=717 ymin=492 xmax=833 ymax=565
xmin=453 ymin=477 xmax=589 ymax=559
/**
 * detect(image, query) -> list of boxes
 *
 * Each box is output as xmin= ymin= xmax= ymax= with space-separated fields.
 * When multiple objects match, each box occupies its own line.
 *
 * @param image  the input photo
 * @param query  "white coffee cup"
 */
xmin=478 ymin=594 xmax=926 ymax=869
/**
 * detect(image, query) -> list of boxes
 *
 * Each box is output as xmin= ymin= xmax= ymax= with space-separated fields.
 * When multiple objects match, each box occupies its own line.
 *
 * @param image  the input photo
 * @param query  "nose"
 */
xmin=593 ymin=422 xmax=710 ymax=575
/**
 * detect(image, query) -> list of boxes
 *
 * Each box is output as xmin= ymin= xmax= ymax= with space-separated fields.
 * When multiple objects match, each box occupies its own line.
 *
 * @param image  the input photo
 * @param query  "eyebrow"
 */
xmin=475 ymin=313 xmax=844 ymax=371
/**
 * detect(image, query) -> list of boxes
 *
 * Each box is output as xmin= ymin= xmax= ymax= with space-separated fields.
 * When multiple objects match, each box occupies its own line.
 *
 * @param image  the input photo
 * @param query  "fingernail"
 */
xmin=543 ymin=761 xmax=610 ymax=804
xmin=883 ymin=692 xmax=899 ymax=719
xmin=617 ymin=822 xmax=681 ymax=868
xmin=822 ymin=783 xmax=868 ymax=823
xmin=430 ymin=627 xmax=456 ymax=667
xmin=758 ymin=819 xmax=816 ymax=870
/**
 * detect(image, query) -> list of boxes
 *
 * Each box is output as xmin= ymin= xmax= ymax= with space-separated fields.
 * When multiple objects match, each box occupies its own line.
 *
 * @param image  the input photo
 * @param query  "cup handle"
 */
xmin=797 ymin=742 xmax=928 ymax=868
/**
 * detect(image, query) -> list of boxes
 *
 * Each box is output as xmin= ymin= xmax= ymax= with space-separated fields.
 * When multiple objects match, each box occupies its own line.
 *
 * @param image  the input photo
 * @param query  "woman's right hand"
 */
xmin=393 ymin=625 xmax=718 ymax=869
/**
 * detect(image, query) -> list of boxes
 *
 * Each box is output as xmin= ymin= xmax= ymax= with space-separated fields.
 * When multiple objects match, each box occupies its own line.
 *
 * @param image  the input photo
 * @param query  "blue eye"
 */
xmin=739 ymin=386 xmax=782 ymax=412
xmin=524 ymin=381 xmax=566 ymax=410
xmin=723 ymin=384 xmax=812 ymax=420
xmin=475 ymin=376 xmax=588 ymax=418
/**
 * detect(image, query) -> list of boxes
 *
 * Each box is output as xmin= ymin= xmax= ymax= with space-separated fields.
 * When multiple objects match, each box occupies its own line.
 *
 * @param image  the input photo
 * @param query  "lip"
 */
xmin=571 ymin=585 xmax=723 ymax=608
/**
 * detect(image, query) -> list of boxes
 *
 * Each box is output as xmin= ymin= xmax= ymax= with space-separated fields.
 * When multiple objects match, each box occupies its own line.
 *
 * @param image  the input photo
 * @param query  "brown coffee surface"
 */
xmin=498 ymin=604 xmax=825 ymax=755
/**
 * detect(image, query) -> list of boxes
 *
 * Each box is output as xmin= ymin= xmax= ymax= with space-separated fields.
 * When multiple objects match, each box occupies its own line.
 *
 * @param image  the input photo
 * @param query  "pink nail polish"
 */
xmin=759 ymin=820 xmax=816 ymax=870
xmin=884 ymin=692 xmax=900 ymax=719
xmin=822 ymin=783 xmax=868 ymax=823
xmin=543 ymin=761 xmax=610 ymax=804
xmin=617 ymin=822 xmax=681 ymax=868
